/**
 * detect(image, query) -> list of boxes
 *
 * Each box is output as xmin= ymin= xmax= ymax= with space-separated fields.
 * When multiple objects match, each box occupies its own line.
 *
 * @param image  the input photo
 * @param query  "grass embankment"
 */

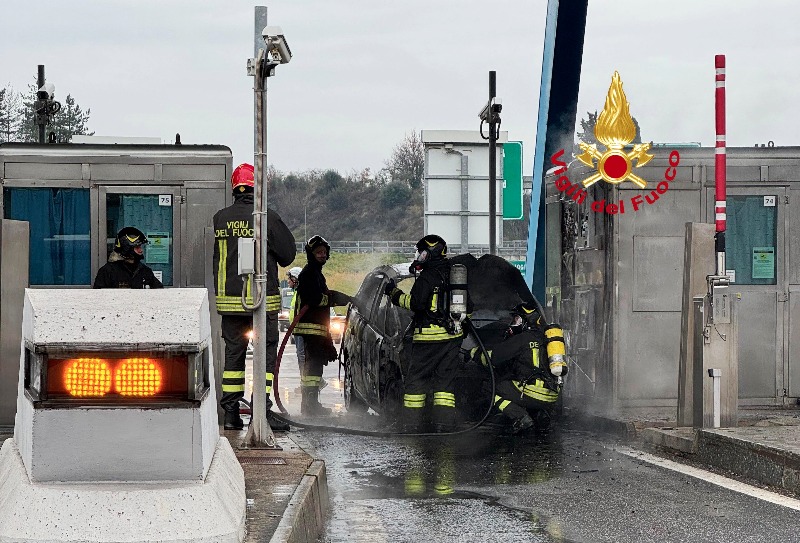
xmin=280 ymin=253 xmax=410 ymax=313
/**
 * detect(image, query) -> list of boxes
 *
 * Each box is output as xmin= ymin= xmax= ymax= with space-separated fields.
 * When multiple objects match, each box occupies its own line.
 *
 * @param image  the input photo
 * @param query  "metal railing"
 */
xmin=293 ymin=240 xmax=528 ymax=258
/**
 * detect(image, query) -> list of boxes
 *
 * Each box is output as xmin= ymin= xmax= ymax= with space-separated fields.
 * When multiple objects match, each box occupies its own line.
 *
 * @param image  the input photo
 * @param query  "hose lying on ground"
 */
xmin=269 ymin=315 xmax=496 ymax=437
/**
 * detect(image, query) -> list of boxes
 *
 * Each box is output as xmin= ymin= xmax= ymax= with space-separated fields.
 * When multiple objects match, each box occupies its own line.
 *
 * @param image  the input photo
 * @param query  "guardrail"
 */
xmin=293 ymin=240 xmax=528 ymax=258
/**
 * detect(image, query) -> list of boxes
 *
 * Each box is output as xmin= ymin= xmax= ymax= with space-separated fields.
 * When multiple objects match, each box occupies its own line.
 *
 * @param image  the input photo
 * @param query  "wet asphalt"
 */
xmin=253 ymin=336 xmax=800 ymax=543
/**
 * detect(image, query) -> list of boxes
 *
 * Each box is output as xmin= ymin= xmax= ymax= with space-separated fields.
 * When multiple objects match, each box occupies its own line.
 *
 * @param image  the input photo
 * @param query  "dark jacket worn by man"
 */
xmin=93 ymin=227 xmax=163 ymax=289
xmin=213 ymin=163 xmax=296 ymax=431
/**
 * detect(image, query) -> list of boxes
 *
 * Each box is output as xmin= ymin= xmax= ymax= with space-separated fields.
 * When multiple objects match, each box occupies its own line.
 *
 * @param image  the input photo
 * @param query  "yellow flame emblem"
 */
xmin=577 ymin=72 xmax=653 ymax=188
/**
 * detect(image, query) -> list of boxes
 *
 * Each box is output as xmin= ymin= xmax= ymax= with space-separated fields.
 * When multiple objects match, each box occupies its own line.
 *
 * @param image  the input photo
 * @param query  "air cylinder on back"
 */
xmin=449 ymin=264 xmax=468 ymax=334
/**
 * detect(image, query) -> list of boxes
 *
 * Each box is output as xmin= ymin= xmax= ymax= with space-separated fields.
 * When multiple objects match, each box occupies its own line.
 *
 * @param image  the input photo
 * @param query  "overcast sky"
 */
xmin=2 ymin=1 xmax=797 ymax=176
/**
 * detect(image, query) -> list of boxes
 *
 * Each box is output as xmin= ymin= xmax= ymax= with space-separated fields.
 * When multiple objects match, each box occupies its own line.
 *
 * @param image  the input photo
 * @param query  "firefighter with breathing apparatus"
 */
xmin=468 ymin=302 xmax=567 ymax=433
xmin=385 ymin=234 xmax=471 ymax=433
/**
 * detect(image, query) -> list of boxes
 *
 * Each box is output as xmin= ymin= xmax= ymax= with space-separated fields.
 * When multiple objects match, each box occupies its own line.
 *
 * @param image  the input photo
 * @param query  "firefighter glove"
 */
xmin=383 ymin=279 xmax=396 ymax=296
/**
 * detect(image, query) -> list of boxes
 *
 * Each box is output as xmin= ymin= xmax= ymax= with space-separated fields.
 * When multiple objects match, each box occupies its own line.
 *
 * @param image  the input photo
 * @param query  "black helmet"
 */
xmin=305 ymin=235 xmax=330 ymax=261
xmin=512 ymin=302 xmax=542 ymax=329
xmin=114 ymin=226 xmax=148 ymax=261
xmin=414 ymin=234 xmax=447 ymax=265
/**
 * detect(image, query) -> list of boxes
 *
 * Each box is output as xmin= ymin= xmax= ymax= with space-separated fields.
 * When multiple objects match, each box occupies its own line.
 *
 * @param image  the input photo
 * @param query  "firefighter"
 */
xmin=93 ymin=227 xmax=163 ymax=289
xmin=385 ymin=234 xmax=467 ymax=433
xmin=468 ymin=302 xmax=567 ymax=433
xmin=293 ymin=235 xmax=351 ymax=416
xmin=213 ymin=163 xmax=296 ymax=431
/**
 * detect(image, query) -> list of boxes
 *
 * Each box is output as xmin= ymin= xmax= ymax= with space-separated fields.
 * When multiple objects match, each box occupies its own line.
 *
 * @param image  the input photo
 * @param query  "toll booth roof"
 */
xmin=24 ymin=288 xmax=210 ymax=351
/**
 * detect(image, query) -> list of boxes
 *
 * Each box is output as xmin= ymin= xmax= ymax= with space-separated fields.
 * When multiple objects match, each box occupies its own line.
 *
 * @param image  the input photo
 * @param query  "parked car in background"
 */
xmin=341 ymin=253 xmax=542 ymax=424
xmin=278 ymin=287 xmax=294 ymax=332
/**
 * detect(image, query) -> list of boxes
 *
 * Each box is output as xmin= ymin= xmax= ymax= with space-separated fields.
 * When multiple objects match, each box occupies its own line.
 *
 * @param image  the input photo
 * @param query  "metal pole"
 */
xmin=243 ymin=50 xmax=276 ymax=449
xmin=488 ymin=71 xmax=497 ymax=255
xmin=37 ymin=65 xmax=45 ymax=144
xmin=714 ymin=55 xmax=727 ymax=276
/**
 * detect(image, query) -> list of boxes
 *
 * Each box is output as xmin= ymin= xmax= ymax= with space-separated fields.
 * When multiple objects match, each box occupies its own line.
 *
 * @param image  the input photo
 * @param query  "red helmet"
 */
xmin=231 ymin=163 xmax=255 ymax=191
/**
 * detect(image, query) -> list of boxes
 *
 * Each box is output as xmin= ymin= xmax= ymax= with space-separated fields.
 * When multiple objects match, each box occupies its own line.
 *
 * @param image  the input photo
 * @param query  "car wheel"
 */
xmin=343 ymin=355 xmax=368 ymax=414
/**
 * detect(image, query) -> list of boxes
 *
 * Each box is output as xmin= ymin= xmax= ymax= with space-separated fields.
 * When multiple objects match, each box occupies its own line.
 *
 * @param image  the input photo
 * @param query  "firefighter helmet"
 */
xmin=305 ymin=235 xmax=330 ymax=260
xmin=287 ymin=266 xmax=303 ymax=280
xmin=114 ymin=226 xmax=148 ymax=261
xmin=231 ymin=163 xmax=255 ymax=193
xmin=414 ymin=234 xmax=447 ymax=266
xmin=512 ymin=302 xmax=542 ymax=329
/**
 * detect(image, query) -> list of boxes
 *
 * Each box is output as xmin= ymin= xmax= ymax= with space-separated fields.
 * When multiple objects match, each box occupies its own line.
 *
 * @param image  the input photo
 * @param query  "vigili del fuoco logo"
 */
xmin=551 ymin=71 xmax=680 ymax=215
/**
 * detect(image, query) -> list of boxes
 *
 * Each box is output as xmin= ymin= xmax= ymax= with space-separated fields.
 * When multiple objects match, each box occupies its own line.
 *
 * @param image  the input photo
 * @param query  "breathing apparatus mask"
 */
xmin=409 ymin=234 xmax=447 ymax=274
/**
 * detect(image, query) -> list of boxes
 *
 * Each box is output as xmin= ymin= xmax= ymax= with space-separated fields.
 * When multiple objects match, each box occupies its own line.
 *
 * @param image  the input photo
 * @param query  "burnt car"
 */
xmin=341 ymin=253 xmax=544 ymax=423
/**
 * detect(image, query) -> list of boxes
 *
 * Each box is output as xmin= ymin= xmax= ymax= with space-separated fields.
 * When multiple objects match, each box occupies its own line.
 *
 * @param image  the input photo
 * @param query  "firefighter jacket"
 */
xmin=293 ymin=257 xmax=350 ymax=338
xmin=212 ymin=193 xmax=296 ymax=315
xmin=472 ymin=328 xmax=560 ymax=403
xmin=93 ymin=252 xmax=164 ymax=289
xmin=390 ymin=258 xmax=466 ymax=342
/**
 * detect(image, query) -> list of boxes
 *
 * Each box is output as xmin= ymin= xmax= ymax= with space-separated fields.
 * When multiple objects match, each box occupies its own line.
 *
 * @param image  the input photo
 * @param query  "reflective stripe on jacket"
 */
xmin=212 ymin=194 xmax=295 ymax=315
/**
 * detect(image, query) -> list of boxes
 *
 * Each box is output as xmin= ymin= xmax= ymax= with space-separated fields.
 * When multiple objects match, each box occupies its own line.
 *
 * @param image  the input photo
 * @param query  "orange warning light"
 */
xmin=115 ymin=358 xmax=162 ymax=396
xmin=64 ymin=358 xmax=112 ymax=397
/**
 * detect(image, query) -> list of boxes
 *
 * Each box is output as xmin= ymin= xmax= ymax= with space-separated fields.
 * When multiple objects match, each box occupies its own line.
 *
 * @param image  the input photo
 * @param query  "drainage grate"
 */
xmin=238 ymin=457 xmax=287 ymax=465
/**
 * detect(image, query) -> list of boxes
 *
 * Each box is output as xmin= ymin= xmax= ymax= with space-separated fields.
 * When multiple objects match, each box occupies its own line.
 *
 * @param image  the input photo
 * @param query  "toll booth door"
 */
xmin=98 ymin=187 xmax=182 ymax=287
xmin=707 ymin=187 xmax=786 ymax=404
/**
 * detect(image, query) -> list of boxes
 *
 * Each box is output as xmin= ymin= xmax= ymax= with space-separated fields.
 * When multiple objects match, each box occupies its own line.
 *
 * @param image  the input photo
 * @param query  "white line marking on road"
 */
xmin=612 ymin=445 xmax=800 ymax=512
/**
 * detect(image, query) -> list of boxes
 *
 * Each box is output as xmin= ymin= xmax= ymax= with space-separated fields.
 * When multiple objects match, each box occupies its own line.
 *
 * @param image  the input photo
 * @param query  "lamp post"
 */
xmin=479 ymin=71 xmax=502 ymax=255
xmin=243 ymin=25 xmax=292 ymax=448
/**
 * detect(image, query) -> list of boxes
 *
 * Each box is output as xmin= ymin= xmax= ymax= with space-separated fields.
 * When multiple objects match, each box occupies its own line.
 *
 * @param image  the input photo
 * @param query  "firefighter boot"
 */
xmin=301 ymin=387 xmax=332 ymax=417
xmin=432 ymin=406 xmax=456 ymax=433
xmin=224 ymin=410 xmax=245 ymax=430
xmin=265 ymin=397 xmax=290 ymax=431
xmin=402 ymin=407 xmax=425 ymax=433
xmin=511 ymin=413 xmax=535 ymax=435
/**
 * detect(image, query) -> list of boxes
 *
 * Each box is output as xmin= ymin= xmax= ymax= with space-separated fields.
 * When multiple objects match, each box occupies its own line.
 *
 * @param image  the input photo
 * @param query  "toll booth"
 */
xmin=0 ymin=143 xmax=232 ymax=426
xmin=547 ymin=146 xmax=800 ymax=415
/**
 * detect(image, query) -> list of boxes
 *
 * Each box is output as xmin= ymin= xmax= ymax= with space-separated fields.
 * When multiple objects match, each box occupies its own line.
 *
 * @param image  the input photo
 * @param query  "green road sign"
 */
xmin=503 ymin=141 xmax=523 ymax=220
xmin=509 ymin=260 xmax=526 ymax=275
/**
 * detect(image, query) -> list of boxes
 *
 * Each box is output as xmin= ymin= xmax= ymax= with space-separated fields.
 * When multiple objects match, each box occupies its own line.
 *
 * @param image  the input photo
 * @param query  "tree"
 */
xmin=50 ymin=94 xmax=93 ymax=143
xmin=16 ymin=82 xmax=39 ymax=143
xmin=384 ymin=130 xmax=424 ymax=190
xmin=0 ymin=85 xmax=21 ymax=143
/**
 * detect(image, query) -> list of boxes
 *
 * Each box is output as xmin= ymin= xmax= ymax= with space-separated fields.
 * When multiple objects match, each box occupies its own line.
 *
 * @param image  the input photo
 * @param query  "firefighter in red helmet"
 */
xmin=213 ymin=163 xmax=296 ymax=431
xmin=292 ymin=235 xmax=352 ymax=416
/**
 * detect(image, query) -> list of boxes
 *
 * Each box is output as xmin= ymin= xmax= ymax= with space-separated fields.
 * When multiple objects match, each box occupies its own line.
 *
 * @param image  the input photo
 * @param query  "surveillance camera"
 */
xmin=262 ymin=26 xmax=292 ymax=64
xmin=478 ymin=97 xmax=502 ymax=122
xmin=37 ymin=82 xmax=55 ymax=101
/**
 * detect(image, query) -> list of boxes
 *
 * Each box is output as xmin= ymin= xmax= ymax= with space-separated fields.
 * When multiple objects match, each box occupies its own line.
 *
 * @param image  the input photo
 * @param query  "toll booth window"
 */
xmin=3 ymin=188 xmax=91 ymax=285
xmin=106 ymin=194 xmax=173 ymax=286
xmin=726 ymin=195 xmax=777 ymax=285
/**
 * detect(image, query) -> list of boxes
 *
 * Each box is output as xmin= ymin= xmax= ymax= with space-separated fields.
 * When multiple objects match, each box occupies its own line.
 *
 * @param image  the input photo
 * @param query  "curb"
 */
xmin=694 ymin=429 xmax=800 ymax=495
xmin=565 ymin=412 xmax=637 ymax=439
xmin=269 ymin=460 xmax=329 ymax=543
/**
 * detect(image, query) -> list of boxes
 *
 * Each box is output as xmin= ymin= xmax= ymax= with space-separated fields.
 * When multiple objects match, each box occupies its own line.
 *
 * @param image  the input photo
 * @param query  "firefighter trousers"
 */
xmin=492 ymin=379 xmax=556 ymax=422
xmin=403 ymin=339 xmax=461 ymax=430
xmin=220 ymin=312 xmax=279 ymax=412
